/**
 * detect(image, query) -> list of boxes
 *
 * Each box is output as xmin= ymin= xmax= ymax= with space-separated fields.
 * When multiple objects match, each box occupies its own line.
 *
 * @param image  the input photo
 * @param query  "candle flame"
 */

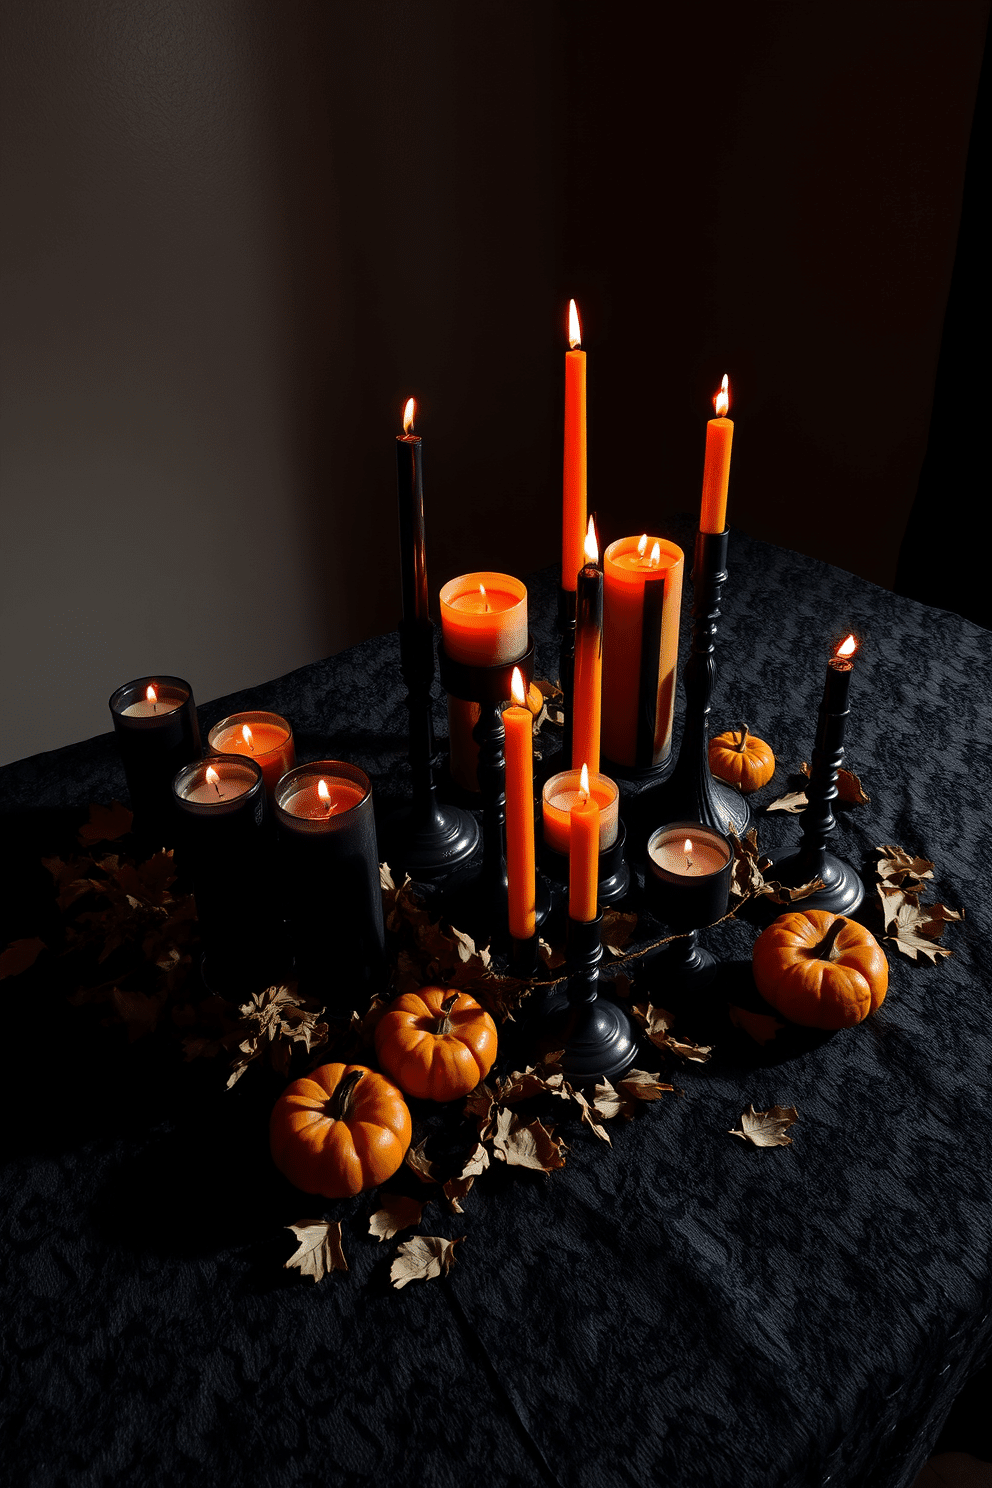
xmin=836 ymin=634 xmax=857 ymax=659
xmin=511 ymin=666 xmax=526 ymax=708
xmin=579 ymin=762 xmax=590 ymax=800
xmin=242 ymin=723 xmax=254 ymax=751
xmin=684 ymin=838 xmax=693 ymax=854
xmin=568 ymin=298 xmax=581 ymax=350
xmin=403 ymin=397 xmax=415 ymax=434
xmin=146 ymin=684 xmax=157 ymax=704
xmin=637 ymin=533 xmax=648 ymax=558
xmin=714 ymin=374 xmax=730 ymax=418
xmin=205 ymin=765 xmax=220 ymax=787
xmin=317 ymin=779 xmax=331 ymax=811
xmin=650 ymin=541 xmax=661 ymax=567
xmin=584 ymin=515 xmax=599 ymax=565
xmin=479 ymin=583 xmax=489 ymax=612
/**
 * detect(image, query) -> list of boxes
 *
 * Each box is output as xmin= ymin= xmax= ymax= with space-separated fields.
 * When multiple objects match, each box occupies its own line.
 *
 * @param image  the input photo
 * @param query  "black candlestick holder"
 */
xmin=557 ymin=586 xmax=576 ymax=769
xmin=763 ymin=659 xmax=864 ymax=914
xmin=652 ymin=529 xmax=751 ymax=838
xmin=539 ymin=819 xmax=631 ymax=907
xmin=384 ymin=619 xmax=480 ymax=879
xmin=537 ymin=912 xmax=638 ymax=1084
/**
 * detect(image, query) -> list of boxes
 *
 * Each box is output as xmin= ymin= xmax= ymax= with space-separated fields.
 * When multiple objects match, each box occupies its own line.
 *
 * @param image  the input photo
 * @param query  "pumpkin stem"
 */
xmin=810 ymin=916 xmax=847 ymax=962
xmin=326 ymin=1067 xmax=364 ymax=1121
xmin=429 ymin=991 xmax=460 ymax=1036
xmin=735 ymin=726 xmax=750 ymax=752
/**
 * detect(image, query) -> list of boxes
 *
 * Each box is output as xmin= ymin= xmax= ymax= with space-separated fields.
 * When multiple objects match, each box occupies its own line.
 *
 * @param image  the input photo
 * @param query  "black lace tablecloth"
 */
xmin=2 ymin=516 xmax=991 ymax=1488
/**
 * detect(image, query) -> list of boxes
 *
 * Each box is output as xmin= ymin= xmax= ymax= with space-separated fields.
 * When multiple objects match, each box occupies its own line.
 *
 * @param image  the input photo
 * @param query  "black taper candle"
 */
xmin=396 ymin=400 xmax=429 ymax=624
xmin=572 ymin=556 xmax=603 ymax=773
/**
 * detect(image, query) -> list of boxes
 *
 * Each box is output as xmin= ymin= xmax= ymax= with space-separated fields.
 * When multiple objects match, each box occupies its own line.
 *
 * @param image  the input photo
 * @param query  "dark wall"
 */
xmin=1 ymin=1 xmax=987 ymax=763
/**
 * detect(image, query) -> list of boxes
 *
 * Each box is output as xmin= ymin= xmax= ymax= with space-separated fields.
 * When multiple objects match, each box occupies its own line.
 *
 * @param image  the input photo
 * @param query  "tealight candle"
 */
xmin=207 ymin=711 xmax=295 ymax=798
xmin=542 ymin=769 xmax=619 ymax=854
xmin=602 ymin=535 xmax=684 ymax=772
xmin=646 ymin=821 xmax=732 ymax=931
xmin=109 ymin=675 xmax=201 ymax=845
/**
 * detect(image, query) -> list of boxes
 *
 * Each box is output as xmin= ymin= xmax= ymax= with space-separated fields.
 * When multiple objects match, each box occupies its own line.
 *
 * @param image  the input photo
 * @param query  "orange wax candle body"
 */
xmin=440 ymin=573 xmax=528 ymax=794
xmin=572 ymin=561 xmax=603 ymax=775
xmin=602 ymin=537 xmax=684 ymax=771
xmin=207 ymin=712 xmax=295 ymax=797
xmin=568 ymin=785 xmax=600 ymax=922
xmin=503 ymin=673 xmax=536 ymax=940
xmin=563 ymin=344 xmax=587 ymax=591
xmin=700 ymin=380 xmax=733 ymax=534
xmin=542 ymin=769 xmax=618 ymax=854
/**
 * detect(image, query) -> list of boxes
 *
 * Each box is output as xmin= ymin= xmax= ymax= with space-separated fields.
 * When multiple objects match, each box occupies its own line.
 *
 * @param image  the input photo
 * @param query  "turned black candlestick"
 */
xmin=557 ymin=586 xmax=576 ymax=769
xmin=764 ymin=644 xmax=864 ymax=914
xmin=653 ymin=528 xmax=751 ymax=837
xmin=538 ymin=912 xmax=638 ymax=1084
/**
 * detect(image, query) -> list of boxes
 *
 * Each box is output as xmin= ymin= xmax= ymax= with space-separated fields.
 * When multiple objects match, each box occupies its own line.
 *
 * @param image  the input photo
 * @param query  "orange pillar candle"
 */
xmin=568 ymin=763 xmax=600 ymax=922
xmin=439 ymin=572 xmax=528 ymax=665
xmin=562 ymin=298 xmax=587 ymax=591
xmin=572 ymin=517 xmax=603 ymax=774
xmin=602 ymin=535 xmax=684 ymax=770
xmin=700 ymin=374 xmax=733 ymax=534
xmin=207 ymin=711 xmax=295 ymax=798
xmin=542 ymin=768 xmax=618 ymax=853
xmin=504 ymin=666 xmax=536 ymax=940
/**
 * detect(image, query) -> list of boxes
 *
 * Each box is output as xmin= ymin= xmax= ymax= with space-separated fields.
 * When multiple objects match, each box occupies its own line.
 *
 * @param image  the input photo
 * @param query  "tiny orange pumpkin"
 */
xmin=375 ymin=986 xmax=498 ymax=1102
xmin=269 ymin=1062 xmax=411 ymax=1198
xmin=752 ymin=910 xmax=888 ymax=1030
xmin=709 ymin=725 xmax=776 ymax=793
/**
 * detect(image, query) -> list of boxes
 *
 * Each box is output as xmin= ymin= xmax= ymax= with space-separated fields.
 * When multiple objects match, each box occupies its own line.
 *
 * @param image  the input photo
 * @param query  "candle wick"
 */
xmin=213 ymin=780 xmax=222 ymax=797
xmin=685 ymin=855 xmax=692 ymax=870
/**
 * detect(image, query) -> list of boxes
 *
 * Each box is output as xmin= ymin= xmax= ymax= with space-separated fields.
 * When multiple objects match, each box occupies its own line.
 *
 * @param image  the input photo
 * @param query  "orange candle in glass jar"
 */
xmin=439 ymin=572 xmax=528 ymax=666
xmin=602 ymin=535 xmax=684 ymax=771
xmin=542 ymin=768 xmax=618 ymax=854
xmin=504 ymin=667 xmax=536 ymax=940
xmin=562 ymin=298 xmax=587 ymax=592
xmin=568 ymin=764 xmax=599 ymax=922
xmin=700 ymin=374 xmax=733 ymax=534
xmin=207 ymin=711 xmax=295 ymax=797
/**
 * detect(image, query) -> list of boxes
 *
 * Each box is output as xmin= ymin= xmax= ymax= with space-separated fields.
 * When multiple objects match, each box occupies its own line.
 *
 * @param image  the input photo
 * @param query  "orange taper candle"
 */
xmin=700 ymin=375 xmax=733 ymax=534
xmin=568 ymin=763 xmax=600 ymax=923
xmin=572 ymin=516 xmax=603 ymax=773
xmin=562 ymin=298 xmax=587 ymax=591
xmin=504 ymin=667 xmax=536 ymax=940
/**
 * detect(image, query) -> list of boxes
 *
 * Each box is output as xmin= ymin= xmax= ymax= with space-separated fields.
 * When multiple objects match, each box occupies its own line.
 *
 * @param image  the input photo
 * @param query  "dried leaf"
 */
xmin=404 ymin=1139 xmax=440 ymax=1185
xmin=285 ymin=1219 xmax=348 ymax=1281
xmin=589 ymin=1080 xmax=624 ymax=1120
xmin=799 ymin=761 xmax=869 ymax=805
xmin=729 ymin=1103 xmax=799 ymax=1147
xmin=380 ymin=862 xmax=396 ymax=892
xmin=570 ymin=1087 xmax=613 ymax=1144
xmin=875 ymin=845 xmax=935 ymax=893
xmin=538 ymin=937 xmax=566 ymax=970
xmin=615 ymin=1069 xmax=674 ymax=1107
xmin=765 ymin=789 xmax=809 ymax=814
xmin=0 ymin=937 xmax=46 ymax=980
xmin=491 ymin=1108 xmax=567 ymax=1171
xmin=369 ymin=1194 xmax=425 ymax=1241
xmin=390 ymin=1234 xmax=463 ymax=1289
xmin=728 ymin=1006 xmax=786 ymax=1046
xmin=78 ymin=800 xmax=133 ymax=846
xmin=884 ymin=897 xmax=962 ymax=963
xmin=499 ymin=1064 xmax=568 ymax=1104
xmin=632 ymin=1003 xmax=713 ymax=1062
xmin=601 ymin=910 xmax=638 ymax=955
xmin=760 ymin=877 xmax=826 ymax=906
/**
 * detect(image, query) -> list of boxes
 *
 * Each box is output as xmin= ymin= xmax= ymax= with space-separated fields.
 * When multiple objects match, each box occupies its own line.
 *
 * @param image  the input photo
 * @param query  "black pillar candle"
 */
xmin=109 ymin=675 xmax=201 ymax=847
xmin=274 ymin=762 xmax=386 ymax=1012
xmin=172 ymin=755 xmax=279 ymax=995
xmin=572 ymin=548 xmax=603 ymax=773
xmin=396 ymin=398 xmax=429 ymax=624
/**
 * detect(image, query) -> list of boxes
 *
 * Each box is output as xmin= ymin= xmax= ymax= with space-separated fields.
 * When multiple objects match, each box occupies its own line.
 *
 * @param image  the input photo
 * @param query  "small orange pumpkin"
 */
xmin=752 ymin=910 xmax=888 ymax=1029
xmin=375 ymin=987 xmax=498 ymax=1101
xmin=269 ymin=1062 xmax=411 ymax=1198
xmin=709 ymin=725 xmax=776 ymax=793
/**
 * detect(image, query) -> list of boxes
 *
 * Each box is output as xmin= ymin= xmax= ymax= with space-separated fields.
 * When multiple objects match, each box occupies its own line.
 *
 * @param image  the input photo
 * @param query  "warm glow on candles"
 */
xmin=403 ymin=397 xmax=415 ymax=434
xmin=584 ymin=516 xmax=599 ymax=565
xmin=568 ymin=297 xmax=581 ymax=349
xmin=714 ymin=374 xmax=730 ymax=418
xmin=700 ymin=375 xmax=734 ymax=533
xmin=684 ymin=838 xmax=693 ymax=868
xmin=650 ymin=541 xmax=661 ymax=567
xmin=205 ymin=765 xmax=221 ymax=796
xmin=146 ymin=684 xmax=157 ymax=706
xmin=317 ymin=779 xmax=331 ymax=812
xmin=242 ymin=723 xmax=254 ymax=750
xmin=836 ymin=634 xmax=857 ymax=658
xmin=637 ymin=534 xmax=648 ymax=559
xmin=505 ymin=665 xmax=536 ymax=940
xmin=580 ymin=762 xmax=591 ymax=799
xmin=479 ymin=584 xmax=489 ymax=612
xmin=511 ymin=666 xmax=527 ymax=708
xmin=568 ymin=761 xmax=600 ymax=922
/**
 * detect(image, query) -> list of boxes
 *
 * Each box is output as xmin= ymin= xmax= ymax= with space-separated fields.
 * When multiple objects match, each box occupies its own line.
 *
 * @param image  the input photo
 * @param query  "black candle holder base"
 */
xmin=383 ymin=801 xmax=481 ymax=881
xmin=535 ymin=913 xmax=639 ymax=1086
xmin=762 ymin=846 xmax=865 ymax=916
xmin=602 ymin=750 xmax=676 ymax=786
xmin=540 ymin=819 xmax=631 ymax=907
xmin=645 ymin=932 xmax=718 ymax=993
xmin=709 ymin=778 xmax=752 ymax=838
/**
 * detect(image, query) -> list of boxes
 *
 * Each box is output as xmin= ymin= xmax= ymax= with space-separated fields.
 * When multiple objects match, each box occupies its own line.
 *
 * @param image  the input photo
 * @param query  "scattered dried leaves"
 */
xmin=368 ymin=1194 xmax=426 ymax=1241
xmin=491 ymin=1108 xmax=567 ymax=1171
xmin=225 ymin=985 xmax=329 ymax=1088
xmin=77 ymin=800 xmax=133 ymax=846
xmin=0 ymin=937 xmax=46 ymax=980
xmin=727 ymin=830 xmax=823 ymax=906
xmin=390 ymin=1235 xmax=463 ymax=1289
xmin=632 ymin=1004 xmax=713 ymax=1063
xmin=874 ymin=844 xmax=963 ymax=963
xmin=766 ymin=765 xmax=869 ymax=813
xmin=404 ymin=1139 xmax=440 ymax=1185
xmin=284 ymin=1219 xmax=348 ymax=1281
xmin=729 ymin=1104 xmax=799 ymax=1147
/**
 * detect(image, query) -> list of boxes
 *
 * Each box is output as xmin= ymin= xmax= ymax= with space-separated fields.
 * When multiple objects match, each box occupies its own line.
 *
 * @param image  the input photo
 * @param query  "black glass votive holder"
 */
xmin=274 ymin=761 xmax=386 ymax=1013
xmin=110 ymin=675 xmax=201 ymax=847
xmin=172 ymin=754 xmax=282 ymax=997
xmin=644 ymin=820 xmax=733 ymax=990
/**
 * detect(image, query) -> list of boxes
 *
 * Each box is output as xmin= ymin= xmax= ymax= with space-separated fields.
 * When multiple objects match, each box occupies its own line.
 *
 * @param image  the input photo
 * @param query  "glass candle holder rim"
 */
xmin=109 ymin=674 xmax=191 ymax=724
xmin=207 ymin=709 xmax=293 ymax=750
xmin=542 ymin=767 xmax=619 ymax=807
xmin=646 ymin=820 xmax=732 ymax=876
xmin=604 ymin=535 xmax=684 ymax=571
xmin=439 ymin=571 xmax=527 ymax=607
xmin=274 ymin=760 xmax=372 ymax=824
xmin=172 ymin=753 xmax=263 ymax=815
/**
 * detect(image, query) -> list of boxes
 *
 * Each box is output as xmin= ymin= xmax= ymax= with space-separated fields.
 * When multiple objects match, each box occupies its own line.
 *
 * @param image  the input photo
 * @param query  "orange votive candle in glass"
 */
xmin=568 ymin=764 xmax=600 ymax=922
xmin=543 ymin=769 xmax=618 ymax=854
xmin=207 ymin=711 xmax=295 ymax=798
xmin=572 ymin=516 xmax=603 ymax=774
xmin=504 ymin=667 xmax=536 ymax=940
xmin=602 ymin=535 xmax=684 ymax=771
xmin=562 ymin=298 xmax=587 ymax=592
xmin=700 ymin=374 xmax=733 ymax=534
xmin=439 ymin=572 xmax=528 ymax=665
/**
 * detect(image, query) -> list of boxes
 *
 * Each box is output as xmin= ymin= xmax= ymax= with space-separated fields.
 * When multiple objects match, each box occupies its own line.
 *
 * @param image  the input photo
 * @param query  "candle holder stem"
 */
xmin=557 ymin=586 xmax=576 ymax=770
xmin=385 ymin=620 xmax=481 ymax=879
xmin=654 ymin=530 xmax=750 ymax=837
xmin=537 ymin=913 xmax=638 ymax=1085
xmin=474 ymin=700 xmax=508 ymax=908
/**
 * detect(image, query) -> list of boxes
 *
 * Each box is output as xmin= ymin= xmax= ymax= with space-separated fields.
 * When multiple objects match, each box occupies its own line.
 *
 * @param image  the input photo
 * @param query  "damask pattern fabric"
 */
xmin=1 ymin=518 xmax=990 ymax=1488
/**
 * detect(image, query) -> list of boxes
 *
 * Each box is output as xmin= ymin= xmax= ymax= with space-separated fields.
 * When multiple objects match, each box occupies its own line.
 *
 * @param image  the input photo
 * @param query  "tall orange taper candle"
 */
xmin=700 ymin=374 xmax=733 ymax=534
xmin=568 ymin=763 xmax=600 ymax=922
xmin=572 ymin=516 xmax=603 ymax=774
xmin=504 ymin=667 xmax=536 ymax=940
xmin=562 ymin=298 xmax=587 ymax=590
